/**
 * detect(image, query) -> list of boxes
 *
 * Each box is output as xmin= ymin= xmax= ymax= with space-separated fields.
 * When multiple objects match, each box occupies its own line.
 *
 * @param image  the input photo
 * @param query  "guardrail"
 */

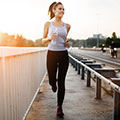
xmin=69 ymin=53 xmax=120 ymax=120
xmin=0 ymin=47 xmax=47 ymax=120
xmin=79 ymin=47 xmax=120 ymax=52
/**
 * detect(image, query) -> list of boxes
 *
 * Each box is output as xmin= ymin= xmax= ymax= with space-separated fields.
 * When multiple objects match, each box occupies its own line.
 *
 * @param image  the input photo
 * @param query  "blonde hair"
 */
xmin=48 ymin=2 xmax=63 ymax=20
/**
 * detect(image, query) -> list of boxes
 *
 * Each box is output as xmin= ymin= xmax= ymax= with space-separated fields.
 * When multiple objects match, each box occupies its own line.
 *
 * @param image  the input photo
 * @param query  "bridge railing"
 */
xmin=0 ymin=47 xmax=47 ymax=120
xmin=69 ymin=53 xmax=120 ymax=120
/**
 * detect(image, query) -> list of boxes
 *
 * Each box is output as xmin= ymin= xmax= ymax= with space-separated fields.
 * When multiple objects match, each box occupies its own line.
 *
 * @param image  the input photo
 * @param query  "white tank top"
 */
xmin=48 ymin=22 xmax=67 ymax=51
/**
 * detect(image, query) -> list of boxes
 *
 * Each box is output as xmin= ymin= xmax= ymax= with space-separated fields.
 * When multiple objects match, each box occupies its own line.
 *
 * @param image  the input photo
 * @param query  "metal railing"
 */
xmin=69 ymin=53 xmax=120 ymax=120
xmin=0 ymin=47 xmax=47 ymax=120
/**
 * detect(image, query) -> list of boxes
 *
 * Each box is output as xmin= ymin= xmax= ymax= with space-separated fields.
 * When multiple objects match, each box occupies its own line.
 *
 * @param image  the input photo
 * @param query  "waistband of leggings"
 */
xmin=48 ymin=50 xmax=68 ymax=54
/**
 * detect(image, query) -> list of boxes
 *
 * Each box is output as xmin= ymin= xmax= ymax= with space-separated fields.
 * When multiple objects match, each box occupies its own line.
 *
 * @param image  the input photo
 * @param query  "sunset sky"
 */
xmin=0 ymin=0 xmax=120 ymax=41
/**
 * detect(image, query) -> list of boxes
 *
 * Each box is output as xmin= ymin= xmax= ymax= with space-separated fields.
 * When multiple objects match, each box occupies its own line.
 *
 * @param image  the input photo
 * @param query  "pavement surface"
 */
xmin=26 ymin=64 xmax=113 ymax=120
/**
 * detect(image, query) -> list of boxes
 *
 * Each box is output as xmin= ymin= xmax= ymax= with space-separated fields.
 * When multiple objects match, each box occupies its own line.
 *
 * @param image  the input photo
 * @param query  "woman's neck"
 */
xmin=54 ymin=17 xmax=62 ymax=23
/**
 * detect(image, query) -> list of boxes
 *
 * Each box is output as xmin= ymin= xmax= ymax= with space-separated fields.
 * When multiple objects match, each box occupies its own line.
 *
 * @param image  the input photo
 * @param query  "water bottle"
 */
xmin=51 ymin=28 xmax=58 ymax=45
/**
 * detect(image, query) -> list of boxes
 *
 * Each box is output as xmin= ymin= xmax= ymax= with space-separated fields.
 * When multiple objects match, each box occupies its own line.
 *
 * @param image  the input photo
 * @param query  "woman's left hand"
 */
xmin=65 ymin=40 xmax=70 ymax=47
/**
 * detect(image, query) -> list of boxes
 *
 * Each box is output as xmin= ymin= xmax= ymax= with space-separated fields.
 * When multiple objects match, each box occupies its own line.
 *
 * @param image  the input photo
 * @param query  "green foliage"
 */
xmin=26 ymin=40 xmax=35 ymax=47
xmin=112 ymin=32 xmax=117 ymax=39
xmin=0 ymin=32 xmax=119 ymax=48
xmin=34 ymin=39 xmax=48 ymax=47
xmin=68 ymin=38 xmax=105 ymax=48
xmin=0 ymin=32 xmax=44 ymax=47
xmin=68 ymin=38 xmax=84 ymax=47
xmin=105 ymin=32 xmax=120 ymax=47
xmin=15 ymin=34 xmax=26 ymax=47
xmin=0 ymin=33 xmax=28 ymax=47
xmin=68 ymin=32 xmax=120 ymax=48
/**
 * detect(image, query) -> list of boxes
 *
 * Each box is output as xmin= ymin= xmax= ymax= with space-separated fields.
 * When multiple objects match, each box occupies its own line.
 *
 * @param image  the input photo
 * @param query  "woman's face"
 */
xmin=54 ymin=4 xmax=65 ymax=18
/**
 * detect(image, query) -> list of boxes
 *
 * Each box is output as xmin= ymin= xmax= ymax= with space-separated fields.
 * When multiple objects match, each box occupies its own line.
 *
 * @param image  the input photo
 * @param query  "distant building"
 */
xmin=89 ymin=34 xmax=106 ymax=40
xmin=92 ymin=34 xmax=106 ymax=39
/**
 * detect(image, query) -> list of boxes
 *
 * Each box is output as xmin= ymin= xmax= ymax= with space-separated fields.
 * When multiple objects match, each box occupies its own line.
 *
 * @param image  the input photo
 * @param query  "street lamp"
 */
xmin=96 ymin=13 xmax=101 ymax=47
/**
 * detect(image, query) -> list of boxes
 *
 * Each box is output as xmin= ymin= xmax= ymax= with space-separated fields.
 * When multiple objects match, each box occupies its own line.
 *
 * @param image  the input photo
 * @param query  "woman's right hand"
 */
xmin=50 ymin=33 xmax=58 ymax=41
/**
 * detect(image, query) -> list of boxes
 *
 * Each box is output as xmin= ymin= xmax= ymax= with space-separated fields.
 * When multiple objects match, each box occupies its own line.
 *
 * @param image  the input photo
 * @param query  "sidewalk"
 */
xmin=26 ymin=64 xmax=113 ymax=120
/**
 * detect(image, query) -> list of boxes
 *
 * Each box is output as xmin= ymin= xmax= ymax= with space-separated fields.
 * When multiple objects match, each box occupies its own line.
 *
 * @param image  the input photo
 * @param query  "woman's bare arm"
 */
xmin=42 ymin=22 xmax=51 ymax=44
xmin=66 ymin=23 xmax=71 ymax=35
xmin=65 ymin=23 xmax=71 ymax=47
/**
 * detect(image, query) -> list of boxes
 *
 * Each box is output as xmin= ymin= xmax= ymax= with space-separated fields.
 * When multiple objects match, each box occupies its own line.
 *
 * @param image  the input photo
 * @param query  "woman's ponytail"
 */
xmin=48 ymin=2 xmax=56 ymax=20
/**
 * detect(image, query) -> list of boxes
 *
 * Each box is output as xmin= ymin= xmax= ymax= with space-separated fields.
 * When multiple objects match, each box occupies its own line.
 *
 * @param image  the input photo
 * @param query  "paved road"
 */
xmin=26 ymin=65 xmax=113 ymax=120
xmin=69 ymin=49 xmax=120 ymax=69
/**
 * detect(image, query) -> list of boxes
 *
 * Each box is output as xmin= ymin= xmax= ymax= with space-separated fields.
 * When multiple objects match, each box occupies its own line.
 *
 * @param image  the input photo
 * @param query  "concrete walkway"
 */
xmin=26 ymin=64 xmax=113 ymax=120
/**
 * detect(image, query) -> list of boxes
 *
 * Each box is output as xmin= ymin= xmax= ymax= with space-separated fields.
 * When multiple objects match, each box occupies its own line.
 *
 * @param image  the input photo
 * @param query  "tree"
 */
xmin=112 ymin=32 xmax=117 ymax=39
xmin=26 ymin=40 xmax=35 ymax=47
xmin=105 ymin=37 xmax=111 ymax=47
xmin=105 ymin=32 xmax=120 ymax=47
xmin=34 ymin=39 xmax=48 ymax=47
xmin=15 ymin=34 xmax=27 ymax=47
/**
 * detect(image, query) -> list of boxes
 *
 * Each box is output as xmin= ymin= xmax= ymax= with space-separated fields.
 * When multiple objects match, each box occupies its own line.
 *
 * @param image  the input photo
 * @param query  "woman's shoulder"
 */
xmin=44 ymin=21 xmax=50 ymax=27
xmin=65 ymin=23 xmax=71 ymax=32
xmin=65 ymin=23 xmax=71 ymax=29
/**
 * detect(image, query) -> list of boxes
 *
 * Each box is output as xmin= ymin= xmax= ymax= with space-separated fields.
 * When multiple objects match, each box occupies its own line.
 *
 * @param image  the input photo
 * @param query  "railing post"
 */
xmin=75 ymin=62 xmax=77 ymax=71
xmin=113 ymin=90 xmax=120 ymax=120
xmin=71 ymin=59 xmax=74 ymax=66
xmin=73 ymin=60 xmax=75 ymax=68
xmin=81 ymin=66 xmax=84 ymax=80
xmin=77 ymin=63 xmax=80 ymax=74
xmin=95 ymin=77 xmax=101 ymax=99
xmin=87 ymin=70 xmax=91 ymax=87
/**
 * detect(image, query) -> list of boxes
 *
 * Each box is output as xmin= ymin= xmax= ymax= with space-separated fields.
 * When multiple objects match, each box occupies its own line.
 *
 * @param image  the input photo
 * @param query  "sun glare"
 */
xmin=0 ymin=2 xmax=23 ymax=32
xmin=0 ymin=0 xmax=49 ymax=40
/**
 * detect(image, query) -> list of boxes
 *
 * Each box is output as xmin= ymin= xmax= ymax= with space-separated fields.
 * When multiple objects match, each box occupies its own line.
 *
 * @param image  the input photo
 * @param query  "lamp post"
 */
xmin=97 ymin=34 xmax=99 ymax=47
xmin=96 ymin=13 xmax=101 ymax=47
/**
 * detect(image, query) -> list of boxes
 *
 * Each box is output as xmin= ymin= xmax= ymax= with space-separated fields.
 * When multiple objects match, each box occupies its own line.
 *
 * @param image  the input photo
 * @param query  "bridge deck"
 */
xmin=26 ymin=64 xmax=113 ymax=120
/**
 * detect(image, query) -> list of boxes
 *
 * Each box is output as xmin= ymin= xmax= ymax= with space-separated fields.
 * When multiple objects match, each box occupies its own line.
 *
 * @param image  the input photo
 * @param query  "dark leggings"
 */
xmin=47 ymin=50 xmax=69 ymax=106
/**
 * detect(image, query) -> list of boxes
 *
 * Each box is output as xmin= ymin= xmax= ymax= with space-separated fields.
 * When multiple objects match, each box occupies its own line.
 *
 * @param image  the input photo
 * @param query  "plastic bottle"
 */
xmin=51 ymin=28 xmax=58 ymax=45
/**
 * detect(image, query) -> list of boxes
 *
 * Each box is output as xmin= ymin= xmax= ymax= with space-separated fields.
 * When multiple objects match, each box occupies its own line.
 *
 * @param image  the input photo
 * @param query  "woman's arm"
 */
xmin=42 ymin=22 xmax=58 ymax=45
xmin=65 ymin=23 xmax=71 ymax=47
xmin=42 ymin=22 xmax=51 ymax=44
xmin=66 ymin=23 xmax=71 ymax=35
